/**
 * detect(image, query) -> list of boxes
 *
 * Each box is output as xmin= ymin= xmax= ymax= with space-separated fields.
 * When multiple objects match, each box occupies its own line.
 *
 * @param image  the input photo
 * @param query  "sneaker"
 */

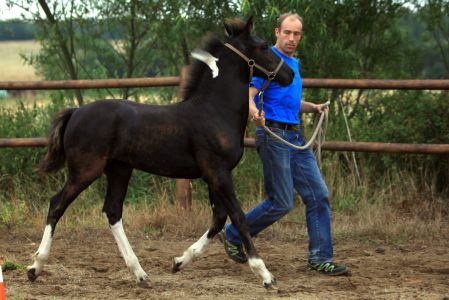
xmin=218 ymin=230 xmax=248 ymax=264
xmin=307 ymin=261 xmax=349 ymax=276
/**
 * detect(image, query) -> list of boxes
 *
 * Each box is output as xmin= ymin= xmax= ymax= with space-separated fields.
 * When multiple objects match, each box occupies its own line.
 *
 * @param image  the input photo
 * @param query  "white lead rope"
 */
xmin=260 ymin=101 xmax=330 ymax=151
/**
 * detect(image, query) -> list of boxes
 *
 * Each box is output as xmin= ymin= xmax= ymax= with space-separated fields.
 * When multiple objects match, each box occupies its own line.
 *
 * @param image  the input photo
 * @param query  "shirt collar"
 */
xmin=271 ymin=46 xmax=295 ymax=61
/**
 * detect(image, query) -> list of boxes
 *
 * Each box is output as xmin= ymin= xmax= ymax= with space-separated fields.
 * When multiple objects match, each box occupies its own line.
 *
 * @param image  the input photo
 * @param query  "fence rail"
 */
xmin=0 ymin=77 xmax=180 ymax=90
xmin=2 ymin=137 xmax=449 ymax=154
xmin=2 ymin=78 xmax=449 ymax=90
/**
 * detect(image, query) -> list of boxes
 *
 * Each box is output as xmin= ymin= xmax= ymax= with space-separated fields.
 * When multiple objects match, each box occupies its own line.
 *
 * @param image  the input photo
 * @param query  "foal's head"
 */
xmin=224 ymin=17 xmax=294 ymax=86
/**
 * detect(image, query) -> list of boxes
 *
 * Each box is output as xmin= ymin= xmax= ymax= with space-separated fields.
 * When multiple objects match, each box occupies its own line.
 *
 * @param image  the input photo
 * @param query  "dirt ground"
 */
xmin=1 ymin=228 xmax=448 ymax=300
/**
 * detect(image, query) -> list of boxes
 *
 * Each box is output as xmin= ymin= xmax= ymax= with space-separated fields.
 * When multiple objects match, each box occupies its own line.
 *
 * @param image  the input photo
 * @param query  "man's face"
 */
xmin=275 ymin=17 xmax=303 ymax=57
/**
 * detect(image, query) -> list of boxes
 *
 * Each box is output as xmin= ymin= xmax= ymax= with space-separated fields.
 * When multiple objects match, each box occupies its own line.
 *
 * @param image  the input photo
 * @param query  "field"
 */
xmin=0 ymin=40 xmax=41 ymax=81
xmin=2 ymin=223 xmax=449 ymax=299
xmin=1 ymin=198 xmax=449 ymax=300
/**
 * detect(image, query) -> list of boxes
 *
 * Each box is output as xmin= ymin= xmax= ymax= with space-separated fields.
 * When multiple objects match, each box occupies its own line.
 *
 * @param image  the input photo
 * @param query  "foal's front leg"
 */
xmin=208 ymin=171 xmax=276 ymax=288
xmin=222 ymin=189 xmax=277 ymax=288
xmin=172 ymin=190 xmax=227 ymax=272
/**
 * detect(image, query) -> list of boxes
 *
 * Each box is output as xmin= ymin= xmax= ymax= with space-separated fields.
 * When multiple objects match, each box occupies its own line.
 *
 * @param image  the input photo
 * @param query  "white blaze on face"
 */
xmin=191 ymin=50 xmax=219 ymax=78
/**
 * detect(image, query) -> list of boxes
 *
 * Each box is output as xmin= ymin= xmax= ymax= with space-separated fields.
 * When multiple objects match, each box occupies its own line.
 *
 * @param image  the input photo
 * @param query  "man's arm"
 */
xmin=249 ymin=86 xmax=265 ymax=126
xmin=300 ymin=100 xmax=327 ymax=114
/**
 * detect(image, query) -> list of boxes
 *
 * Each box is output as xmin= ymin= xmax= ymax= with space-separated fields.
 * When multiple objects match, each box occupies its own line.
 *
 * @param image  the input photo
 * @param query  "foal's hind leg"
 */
xmin=27 ymin=168 xmax=102 ymax=281
xmin=172 ymin=188 xmax=227 ymax=272
xmin=102 ymin=162 xmax=148 ymax=284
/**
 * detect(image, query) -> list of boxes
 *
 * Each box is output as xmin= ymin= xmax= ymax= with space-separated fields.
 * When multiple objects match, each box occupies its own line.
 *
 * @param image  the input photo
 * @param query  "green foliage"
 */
xmin=2 ymin=260 xmax=26 ymax=272
xmin=320 ymin=90 xmax=449 ymax=195
xmin=415 ymin=0 xmax=449 ymax=78
xmin=0 ymin=102 xmax=52 ymax=175
xmin=0 ymin=20 xmax=36 ymax=40
xmin=242 ymin=0 xmax=419 ymax=79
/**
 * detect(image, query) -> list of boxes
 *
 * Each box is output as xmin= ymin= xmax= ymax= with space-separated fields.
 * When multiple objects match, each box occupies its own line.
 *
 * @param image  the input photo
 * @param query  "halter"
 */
xmin=223 ymin=43 xmax=284 ymax=85
xmin=224 ymin=43 xmax=285 ymax=119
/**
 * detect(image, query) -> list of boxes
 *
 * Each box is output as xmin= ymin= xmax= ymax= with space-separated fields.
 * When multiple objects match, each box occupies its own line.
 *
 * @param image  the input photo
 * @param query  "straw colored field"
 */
xmin=0 ymin=40 xmax=41 ymax=81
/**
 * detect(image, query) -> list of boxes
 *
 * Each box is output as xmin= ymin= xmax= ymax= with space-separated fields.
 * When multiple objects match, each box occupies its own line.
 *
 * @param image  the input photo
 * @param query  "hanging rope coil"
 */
xmin=259 ymin=100 xmax=330 ymax=153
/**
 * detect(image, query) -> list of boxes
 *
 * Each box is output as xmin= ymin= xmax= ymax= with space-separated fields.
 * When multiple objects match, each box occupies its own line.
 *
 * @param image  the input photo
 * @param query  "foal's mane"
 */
xmin=182 ymin=19 xmax=247 ymax=101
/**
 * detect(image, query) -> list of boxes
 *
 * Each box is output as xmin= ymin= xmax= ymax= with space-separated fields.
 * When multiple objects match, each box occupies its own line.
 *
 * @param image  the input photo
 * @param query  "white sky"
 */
xmin=0 ymin=2 xmax=36 ymax=20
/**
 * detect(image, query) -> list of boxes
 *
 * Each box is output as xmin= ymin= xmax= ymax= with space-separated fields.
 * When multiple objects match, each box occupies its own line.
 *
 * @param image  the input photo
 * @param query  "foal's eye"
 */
xmin=261 ymin=43 xmax=269 ymax=50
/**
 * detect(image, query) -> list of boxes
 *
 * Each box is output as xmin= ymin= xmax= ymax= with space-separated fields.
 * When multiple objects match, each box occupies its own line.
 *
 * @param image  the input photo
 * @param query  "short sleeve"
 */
xmin=249 ymin=76 xmax=265 ymax=91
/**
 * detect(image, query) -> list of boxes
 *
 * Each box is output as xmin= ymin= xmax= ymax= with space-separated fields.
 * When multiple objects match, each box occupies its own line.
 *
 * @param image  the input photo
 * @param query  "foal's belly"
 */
xmin=117 ymin=148 xmax=202 ymax=179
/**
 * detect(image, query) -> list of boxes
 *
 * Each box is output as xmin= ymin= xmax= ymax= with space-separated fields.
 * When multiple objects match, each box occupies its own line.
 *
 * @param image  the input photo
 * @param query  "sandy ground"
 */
xmin=1 ymin=228 xmax=449 ymax=300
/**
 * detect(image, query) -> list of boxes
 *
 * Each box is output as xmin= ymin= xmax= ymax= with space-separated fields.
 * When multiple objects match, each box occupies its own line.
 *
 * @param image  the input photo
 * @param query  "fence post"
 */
xmin=175 ymin=66 xmax=193 ymax=211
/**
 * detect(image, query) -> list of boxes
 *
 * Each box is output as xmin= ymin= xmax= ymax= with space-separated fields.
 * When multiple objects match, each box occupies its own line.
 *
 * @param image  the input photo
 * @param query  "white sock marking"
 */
xmin=248 ymin=257 xmax=274 ymax=285
xmin=174 ymin=230 xmax=211 ymax=269
xmin=110 ymin=219 xmax=148 ymax=282
xmin=191 ymin=50 xmax=219 ymax=78
xmin=28 ymin=224 xmax=53 ymax=275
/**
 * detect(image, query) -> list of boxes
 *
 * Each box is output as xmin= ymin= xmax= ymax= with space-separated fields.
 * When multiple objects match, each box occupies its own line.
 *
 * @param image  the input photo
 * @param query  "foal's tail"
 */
xmin=39 ymin=108 xmax=77 ymax=174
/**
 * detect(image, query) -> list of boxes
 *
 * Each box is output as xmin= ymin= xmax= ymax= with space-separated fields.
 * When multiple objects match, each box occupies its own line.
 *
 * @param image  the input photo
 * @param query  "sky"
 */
xmin=0 ymin=2 xmax=43 ymax=20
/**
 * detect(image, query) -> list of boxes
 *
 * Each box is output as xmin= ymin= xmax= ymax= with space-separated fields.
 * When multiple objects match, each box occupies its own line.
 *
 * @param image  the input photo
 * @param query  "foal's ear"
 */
xmin=224 ymin=18 xmax=252 ymax=37
xmin=224 ymin=22 xmax=232 ymax=37
xmin=245 ymin=16 xmax=254 ymax=34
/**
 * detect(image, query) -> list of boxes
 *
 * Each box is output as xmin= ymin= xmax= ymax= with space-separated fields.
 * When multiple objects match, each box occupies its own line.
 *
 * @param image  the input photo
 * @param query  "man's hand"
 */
xmin=314 ymin=101 xmax=331 ymax=114
xmin=250 ymin=110 xmax=265 ymax=126
xmin=301 ymin=100 xmax=328 ymax=114
xmin=248 ymin=86 xmax=265 ymax=126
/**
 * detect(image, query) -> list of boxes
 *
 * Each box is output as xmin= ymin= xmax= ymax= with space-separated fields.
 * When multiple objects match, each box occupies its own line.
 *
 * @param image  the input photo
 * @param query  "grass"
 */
xmin=0 ymin=40 xmax=41 ymax=81
xmin=1 ymin=155 xmax=447 ymax=245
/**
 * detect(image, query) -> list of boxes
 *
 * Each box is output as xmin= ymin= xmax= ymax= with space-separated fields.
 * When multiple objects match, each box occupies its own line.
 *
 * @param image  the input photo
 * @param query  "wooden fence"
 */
xmin=1 ymin=74 xmax=449 ymax=209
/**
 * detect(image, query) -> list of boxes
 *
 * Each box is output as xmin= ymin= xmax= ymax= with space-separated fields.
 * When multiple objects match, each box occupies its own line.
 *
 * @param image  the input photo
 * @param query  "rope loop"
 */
xmin=260 ymin=101 xmax=330 ymax=152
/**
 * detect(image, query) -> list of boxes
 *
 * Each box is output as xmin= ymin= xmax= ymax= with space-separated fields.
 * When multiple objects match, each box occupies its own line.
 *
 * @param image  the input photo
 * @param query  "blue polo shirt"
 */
xmin=250 ymin=46 xmax=302 ymax=125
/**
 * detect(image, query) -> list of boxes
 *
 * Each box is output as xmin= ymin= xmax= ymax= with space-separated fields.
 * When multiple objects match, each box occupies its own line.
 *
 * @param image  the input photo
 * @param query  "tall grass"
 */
xmin=1 ymin=143 xmax=448 ymax=243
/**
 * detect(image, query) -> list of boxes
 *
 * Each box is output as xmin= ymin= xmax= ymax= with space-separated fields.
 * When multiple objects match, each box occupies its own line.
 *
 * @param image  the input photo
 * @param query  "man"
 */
xmin=220 ymin=13 xmax=348 ymax=276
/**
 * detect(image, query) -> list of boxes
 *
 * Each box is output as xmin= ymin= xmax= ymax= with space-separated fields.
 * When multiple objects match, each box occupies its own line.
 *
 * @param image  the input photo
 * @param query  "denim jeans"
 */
xmin=224 ymin=126 xmax=333 ymax=263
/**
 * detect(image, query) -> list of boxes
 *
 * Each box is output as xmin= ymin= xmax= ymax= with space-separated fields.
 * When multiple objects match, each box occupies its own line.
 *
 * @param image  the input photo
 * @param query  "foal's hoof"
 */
xmin=263 ymin=277 xmax=278 ymax=290
xmin=172 ymin=258 xmax=183 ymax=273
xmin=137 ymin=279 xmax=151 ymax=288
xmin=27 ymin=268 xmax=37 ymax=282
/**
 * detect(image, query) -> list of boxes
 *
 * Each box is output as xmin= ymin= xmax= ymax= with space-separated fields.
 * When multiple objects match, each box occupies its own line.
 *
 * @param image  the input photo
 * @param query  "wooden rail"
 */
xmin=0 ymin=77 xmax=180 ymax=90
xmin=2 ymin=137 xmax=449 ymax=154
xmin=2 ymin=78 xmax=449 ymax=90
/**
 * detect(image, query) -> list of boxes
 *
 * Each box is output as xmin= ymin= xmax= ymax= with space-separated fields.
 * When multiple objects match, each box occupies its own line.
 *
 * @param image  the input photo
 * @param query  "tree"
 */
xmin=7 ymin=0 xmax=239 ymax=102
xmin=416 ymin=0 xmax=449 ymax=78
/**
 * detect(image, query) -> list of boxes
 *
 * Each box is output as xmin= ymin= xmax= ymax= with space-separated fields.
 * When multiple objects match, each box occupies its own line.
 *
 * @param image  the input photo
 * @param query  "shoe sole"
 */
xmin=308 ymin=267 xmax=350 ymax=276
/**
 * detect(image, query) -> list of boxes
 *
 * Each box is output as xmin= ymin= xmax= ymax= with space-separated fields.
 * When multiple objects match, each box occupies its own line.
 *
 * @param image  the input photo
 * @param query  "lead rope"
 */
xmin=258 ymin=96 xmax=330 ymax=153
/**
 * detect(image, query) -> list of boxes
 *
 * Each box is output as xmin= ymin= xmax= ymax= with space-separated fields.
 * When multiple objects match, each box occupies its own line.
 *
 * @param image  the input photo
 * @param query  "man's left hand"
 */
xmin=316 ymin=101 xmax=330 ymax=114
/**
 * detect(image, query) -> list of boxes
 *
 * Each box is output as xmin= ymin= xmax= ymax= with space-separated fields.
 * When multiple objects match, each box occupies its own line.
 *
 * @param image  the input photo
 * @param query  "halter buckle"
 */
xmin=267 ymin=72 xmax=276 ymax=80
xmin=247 ymin=59 xmax=255 ymax=67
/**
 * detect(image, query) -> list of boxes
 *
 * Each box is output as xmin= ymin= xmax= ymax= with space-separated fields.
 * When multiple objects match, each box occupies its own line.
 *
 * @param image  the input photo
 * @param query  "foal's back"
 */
xmin=63 ymin=99 xmax=202 ymax=178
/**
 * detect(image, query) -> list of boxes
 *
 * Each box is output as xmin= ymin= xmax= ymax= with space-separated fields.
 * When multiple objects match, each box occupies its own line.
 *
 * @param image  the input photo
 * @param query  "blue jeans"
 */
xmin=225 ymin=126 xmax=333 ymax=263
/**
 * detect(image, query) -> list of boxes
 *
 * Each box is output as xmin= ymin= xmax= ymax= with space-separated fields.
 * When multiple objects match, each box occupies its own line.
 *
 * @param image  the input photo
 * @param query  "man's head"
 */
xmin=274 ymin=13 xmax=303 ymax=57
